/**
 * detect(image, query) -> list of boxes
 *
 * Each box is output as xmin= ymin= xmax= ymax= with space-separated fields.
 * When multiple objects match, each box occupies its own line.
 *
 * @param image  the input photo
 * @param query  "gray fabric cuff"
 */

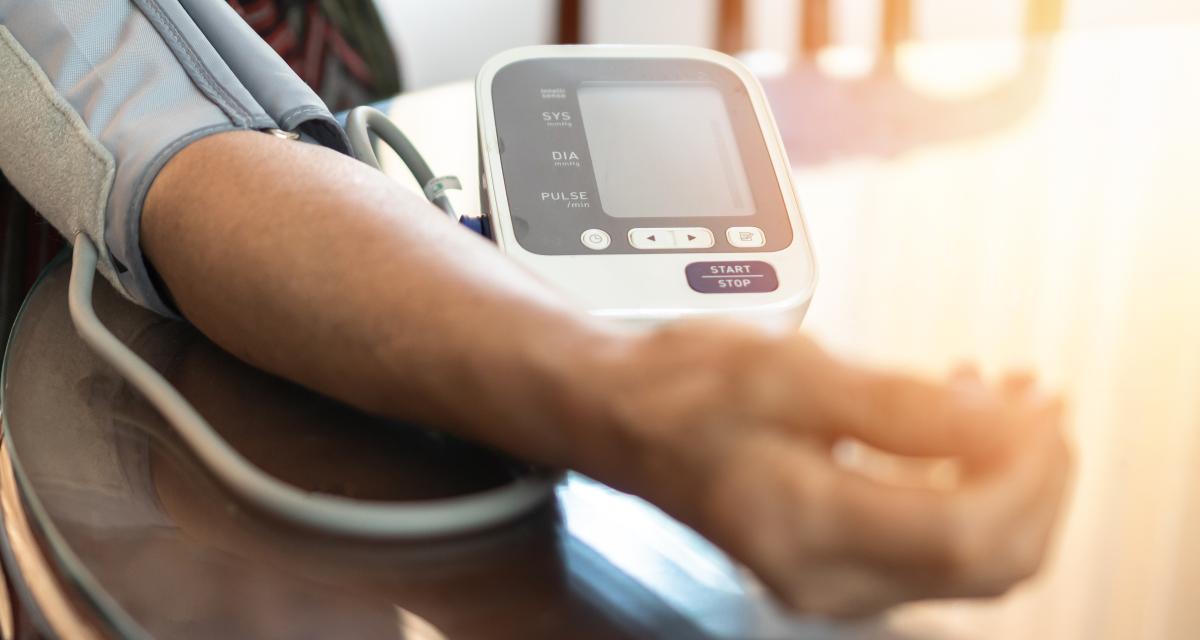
xmin=0 ymin=26 xmax=119 ymax=287
xmin=177 ymin=0 xmax=350 ymax=153
xmin=0 ymin=0 xmax=349 ymax=317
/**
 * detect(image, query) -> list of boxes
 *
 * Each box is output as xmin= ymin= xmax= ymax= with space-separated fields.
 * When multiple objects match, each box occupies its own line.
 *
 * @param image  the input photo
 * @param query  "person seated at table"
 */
xmin=0 ymin=0 xmax=1070 ymax=617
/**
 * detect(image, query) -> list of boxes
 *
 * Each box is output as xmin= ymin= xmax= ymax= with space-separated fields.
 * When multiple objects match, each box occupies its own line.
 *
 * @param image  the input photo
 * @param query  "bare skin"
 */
xmin=143 ymin=130 xmax=1071 ymax=617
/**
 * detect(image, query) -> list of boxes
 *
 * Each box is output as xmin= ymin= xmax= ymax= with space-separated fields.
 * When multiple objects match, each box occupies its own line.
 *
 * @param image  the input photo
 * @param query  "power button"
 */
xmin=581 ymin=229 xmax=611 ymax=251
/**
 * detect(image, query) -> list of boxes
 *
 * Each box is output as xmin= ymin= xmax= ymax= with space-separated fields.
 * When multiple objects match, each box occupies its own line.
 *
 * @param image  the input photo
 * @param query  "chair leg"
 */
xmin=717 ymin=0 xmax=747 ymax=54
xmin=882 ymin=0 xmax=912 ymax=50
xmin=558 ymin=0 xmax=582 ymax=44
xmin=1027 ymin=0 xmax=1065 ymax=35
xmin=801 ymin=0 xmax=832 ymax=58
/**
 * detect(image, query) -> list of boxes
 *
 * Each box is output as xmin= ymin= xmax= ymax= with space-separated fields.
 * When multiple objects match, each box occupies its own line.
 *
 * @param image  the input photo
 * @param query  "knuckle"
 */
xmin=952 ymin=527 xmax=1048 ymax=598
xmin=1015 ymin=552 xmax=1044 ymax=582
xmin=863 ymin=374 xmax=905 ymax=414
xmin=1008 ymin=533 xmax=1049 ymax=583
xmin=779 ymin=583 xmax=850 ymax=618
xmin=974 ymin=578 xmax=1017 ymax=599
xmin=940 ymin=512 xmax=993 ymax=577
xmin=792 ymin=472 xmax=837 ymax=552
xmin=945 ymin=536 xmax=988 ymax=578
xmin=780 ymin=585 xmax=819 ymax=614
xmin=1058 ymin=432 xmax=1076 ymax=472
xmin=790 ymin=455 xmax=828 ymax=510
xmin=648 ymin=320 xmax=782 ymax=403
xmin=778 ymin=579 xmax=891 ymax=620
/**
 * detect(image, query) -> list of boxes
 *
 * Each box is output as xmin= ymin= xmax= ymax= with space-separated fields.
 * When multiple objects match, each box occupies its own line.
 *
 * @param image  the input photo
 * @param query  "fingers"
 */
xmin=852 ymin=420 xmax=1067 ymax=600
xmin=762 ymin=559 xmax=934 ymax=619
xmin=637 ymin=326 xmax=1074 ymax=617
xmin=748 ymin=402 xmax=1071 ymax=617
xmin=948 ymin=419 xmax=1072 ymax=596
xmin=824 ymin=368 xmax=1050 ymax=461
xmin=1001 ymin=371 xmax=1038 ymax=396
xmin=759 ymin=338 xmax=1054 ymax=461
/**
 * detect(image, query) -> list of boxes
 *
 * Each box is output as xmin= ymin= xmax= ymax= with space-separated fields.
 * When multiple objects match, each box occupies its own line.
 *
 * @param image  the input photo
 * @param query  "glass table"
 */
xmin=0 ymin=259 xmax=872 ymax=639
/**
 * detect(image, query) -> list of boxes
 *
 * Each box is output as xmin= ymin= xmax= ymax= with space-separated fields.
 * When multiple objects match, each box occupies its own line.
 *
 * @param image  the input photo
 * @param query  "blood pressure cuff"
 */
xmin=0 ymin=1 xmax=351 ymax=316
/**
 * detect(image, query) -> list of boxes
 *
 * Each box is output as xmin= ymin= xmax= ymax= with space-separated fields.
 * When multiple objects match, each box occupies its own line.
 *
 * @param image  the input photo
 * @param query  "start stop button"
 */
xmin=686 ymin=261 xmax=779 ymax=294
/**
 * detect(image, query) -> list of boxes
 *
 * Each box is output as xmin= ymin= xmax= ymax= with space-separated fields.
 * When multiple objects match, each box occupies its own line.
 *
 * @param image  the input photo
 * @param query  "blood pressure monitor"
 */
xmin=477 ymin=46 xmax=817 ymax=329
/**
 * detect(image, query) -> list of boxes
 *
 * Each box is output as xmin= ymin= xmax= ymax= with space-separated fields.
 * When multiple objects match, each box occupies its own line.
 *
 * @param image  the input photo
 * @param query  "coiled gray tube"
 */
xmin=69 ymin=235 xmax=558 ymax=538
xmin=345 ymin=106 xmax=459 ymax=218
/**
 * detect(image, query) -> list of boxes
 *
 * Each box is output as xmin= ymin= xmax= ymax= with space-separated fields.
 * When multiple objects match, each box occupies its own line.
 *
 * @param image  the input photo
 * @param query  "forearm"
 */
xmin=143 ymin=130 xmax=629 ymax=470
xmin=142 ymin=133 xmax=1071 ymax=616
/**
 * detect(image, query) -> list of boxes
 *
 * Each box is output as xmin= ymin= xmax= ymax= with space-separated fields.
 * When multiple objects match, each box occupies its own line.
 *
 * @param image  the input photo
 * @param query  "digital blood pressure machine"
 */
xmin=478 ymin=46 xmax=816 ymax=329
xmin=68 ymin=46 xmax=816 ymax=541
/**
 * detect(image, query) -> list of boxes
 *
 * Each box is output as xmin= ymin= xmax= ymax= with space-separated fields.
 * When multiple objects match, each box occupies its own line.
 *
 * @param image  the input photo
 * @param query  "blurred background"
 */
xmin=375 ymin=0 xmax=1199 ymax=88
xmin=367 ymin=2 xmax=1200 ymax=639
xmin=5 ymin=1 xmax=1197 ymax=638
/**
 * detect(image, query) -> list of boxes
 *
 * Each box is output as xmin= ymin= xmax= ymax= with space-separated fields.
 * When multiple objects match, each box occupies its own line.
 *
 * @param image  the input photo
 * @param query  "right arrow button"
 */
xmin=672 ymin=228 xmax=715 ymax=249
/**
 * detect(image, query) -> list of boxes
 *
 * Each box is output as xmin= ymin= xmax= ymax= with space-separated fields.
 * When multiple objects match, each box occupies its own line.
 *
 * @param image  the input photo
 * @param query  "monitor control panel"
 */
xmin=478 ymin=46 xmax=816 ymax=328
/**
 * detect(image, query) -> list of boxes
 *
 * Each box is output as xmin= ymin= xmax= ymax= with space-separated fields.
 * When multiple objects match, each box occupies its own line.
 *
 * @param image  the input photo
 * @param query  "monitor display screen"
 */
xmin=578 ymin=82 xmax=756 ymax=218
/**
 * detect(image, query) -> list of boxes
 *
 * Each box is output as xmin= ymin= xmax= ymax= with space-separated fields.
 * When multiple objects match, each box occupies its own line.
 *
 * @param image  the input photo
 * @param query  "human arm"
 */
xmin=144 ymin=130 xmax=1071 ymax=617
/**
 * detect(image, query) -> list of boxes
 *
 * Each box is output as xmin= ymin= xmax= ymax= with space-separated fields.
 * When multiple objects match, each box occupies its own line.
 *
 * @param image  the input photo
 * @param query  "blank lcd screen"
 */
xmin=577 ymin=82 xmax=755 ymax=218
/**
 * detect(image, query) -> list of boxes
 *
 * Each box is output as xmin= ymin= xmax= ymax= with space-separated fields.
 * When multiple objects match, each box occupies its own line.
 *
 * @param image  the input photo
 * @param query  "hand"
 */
xmin=584 ymin=320 xmax=1072 ymax=618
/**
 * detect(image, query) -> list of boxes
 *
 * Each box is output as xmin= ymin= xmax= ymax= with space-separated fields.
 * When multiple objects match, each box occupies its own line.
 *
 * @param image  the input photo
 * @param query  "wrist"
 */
xmin=553 ymin=321 xmax=750 ymax=505
xmin=534 ymin=319 xmax=647 ymax=478
xmin=437 ymin=311 xmax=641 ymax=471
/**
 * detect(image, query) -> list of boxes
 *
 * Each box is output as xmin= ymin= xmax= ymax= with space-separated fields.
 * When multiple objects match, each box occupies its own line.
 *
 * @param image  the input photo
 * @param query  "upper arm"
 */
xmin=0 ymin=0 xmax=348 ymax=315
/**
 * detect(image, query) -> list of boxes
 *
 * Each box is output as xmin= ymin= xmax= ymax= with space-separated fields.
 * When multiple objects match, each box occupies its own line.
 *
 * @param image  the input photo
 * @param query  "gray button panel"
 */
xmin=490 ymin=58 xmax=796 ymax=256
xmin=686 ymin=261 xmax=779 ymax=294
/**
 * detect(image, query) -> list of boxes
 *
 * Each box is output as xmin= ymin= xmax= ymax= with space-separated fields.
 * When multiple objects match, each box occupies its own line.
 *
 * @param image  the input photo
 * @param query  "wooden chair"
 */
xmin=708 ymin=0 xmax=1067 ymax=164
xmin=559 ymin=1 xmax=1063 ymax=57
xmin=717 ymin=0 xmax=1065 ymax=56
xmin=558 ymin=0 xmax=583 ymax=44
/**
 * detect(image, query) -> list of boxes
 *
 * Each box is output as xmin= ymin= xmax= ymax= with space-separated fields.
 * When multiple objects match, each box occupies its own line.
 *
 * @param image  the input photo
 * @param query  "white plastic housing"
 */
xmin=477 ymin=45 xmax=817 ymax=331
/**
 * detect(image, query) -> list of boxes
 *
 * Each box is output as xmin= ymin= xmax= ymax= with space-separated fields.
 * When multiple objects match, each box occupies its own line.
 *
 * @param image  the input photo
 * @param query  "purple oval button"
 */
xmin=687 ymin=261 xmax=779 ymax=294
